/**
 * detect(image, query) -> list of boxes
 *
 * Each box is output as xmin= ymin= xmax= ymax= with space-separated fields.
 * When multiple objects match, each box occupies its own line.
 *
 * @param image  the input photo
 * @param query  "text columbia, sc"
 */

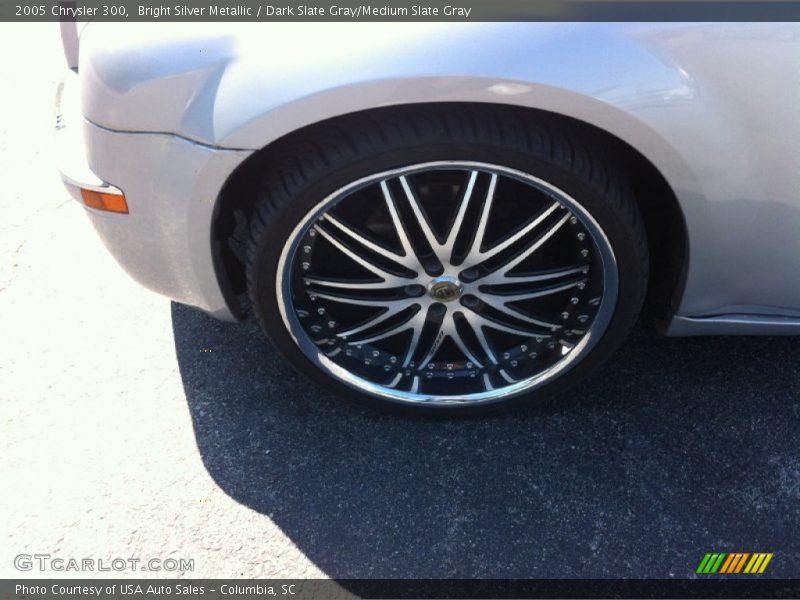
xmin=139 ymin=4 xmax=473 ymax=18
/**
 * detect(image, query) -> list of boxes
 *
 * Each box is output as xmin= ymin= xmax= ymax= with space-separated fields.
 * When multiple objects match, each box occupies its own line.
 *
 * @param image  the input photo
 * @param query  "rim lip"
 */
xmin=275 ymin=160 xmax=619 ymax=407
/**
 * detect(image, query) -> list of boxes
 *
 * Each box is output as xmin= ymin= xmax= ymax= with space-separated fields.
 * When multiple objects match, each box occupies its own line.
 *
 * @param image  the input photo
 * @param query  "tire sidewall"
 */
xmin=250 ymin=140 xmax=646 ymax=414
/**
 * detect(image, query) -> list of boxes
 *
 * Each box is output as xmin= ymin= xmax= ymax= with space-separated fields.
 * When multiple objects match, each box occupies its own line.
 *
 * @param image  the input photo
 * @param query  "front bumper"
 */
xmin=55 ymin=70 xmax=253 ymax=321
xmin=55 ymin=72 xmax=123 ymax=203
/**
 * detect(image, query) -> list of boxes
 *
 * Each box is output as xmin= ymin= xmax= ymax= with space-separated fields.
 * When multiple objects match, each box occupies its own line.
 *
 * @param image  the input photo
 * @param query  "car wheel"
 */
xmin=246 ymin=107 xmax=648 ymax=413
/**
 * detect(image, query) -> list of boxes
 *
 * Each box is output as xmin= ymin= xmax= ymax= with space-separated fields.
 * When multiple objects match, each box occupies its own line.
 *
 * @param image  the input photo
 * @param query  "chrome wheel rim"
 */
xmin=276 ymin=161 xmax=618 ymax=406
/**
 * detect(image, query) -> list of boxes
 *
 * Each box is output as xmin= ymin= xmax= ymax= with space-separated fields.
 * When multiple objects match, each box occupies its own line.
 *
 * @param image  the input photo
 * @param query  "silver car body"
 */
xmin=58 ymin=23 xmax=800 ymax=333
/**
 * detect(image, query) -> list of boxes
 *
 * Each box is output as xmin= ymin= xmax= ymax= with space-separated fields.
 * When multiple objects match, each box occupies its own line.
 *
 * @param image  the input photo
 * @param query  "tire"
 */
xmin=246 ymin=106 xmax=648 ymax=414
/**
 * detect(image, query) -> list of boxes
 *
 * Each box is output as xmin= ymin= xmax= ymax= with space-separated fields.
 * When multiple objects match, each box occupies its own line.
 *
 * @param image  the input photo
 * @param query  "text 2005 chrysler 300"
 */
xmin=56 ymin=23 xmax=800 ymax=412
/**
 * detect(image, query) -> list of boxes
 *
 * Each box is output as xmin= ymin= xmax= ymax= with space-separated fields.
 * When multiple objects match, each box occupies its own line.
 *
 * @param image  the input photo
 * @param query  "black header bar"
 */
xmin=9 ymin=0 xmax=800 ymax=22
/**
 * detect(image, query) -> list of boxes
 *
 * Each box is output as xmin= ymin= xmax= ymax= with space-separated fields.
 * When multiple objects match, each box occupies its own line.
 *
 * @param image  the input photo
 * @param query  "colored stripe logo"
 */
xmin=697 ymin=552 xmax=773 ymax=574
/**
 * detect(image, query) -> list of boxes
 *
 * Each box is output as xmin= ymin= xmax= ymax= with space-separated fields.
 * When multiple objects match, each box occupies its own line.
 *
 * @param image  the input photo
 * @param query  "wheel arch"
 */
xmin=212 ymin=102 xmax=689 ymax=327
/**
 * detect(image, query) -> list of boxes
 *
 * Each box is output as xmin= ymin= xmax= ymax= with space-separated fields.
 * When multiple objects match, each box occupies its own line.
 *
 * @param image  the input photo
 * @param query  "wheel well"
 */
xmin=212 ymin=103 xmax=688 ymax=326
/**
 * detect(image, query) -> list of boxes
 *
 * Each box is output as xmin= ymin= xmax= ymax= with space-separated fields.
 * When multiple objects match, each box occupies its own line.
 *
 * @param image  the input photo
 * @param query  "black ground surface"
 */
xmin=173 ymin=304 xmax=800 ymax=578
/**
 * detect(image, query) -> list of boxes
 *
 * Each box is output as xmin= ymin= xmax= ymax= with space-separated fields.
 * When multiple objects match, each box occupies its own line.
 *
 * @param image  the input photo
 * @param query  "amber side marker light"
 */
xmin=81 ymin=188 xmax=129 ymax=214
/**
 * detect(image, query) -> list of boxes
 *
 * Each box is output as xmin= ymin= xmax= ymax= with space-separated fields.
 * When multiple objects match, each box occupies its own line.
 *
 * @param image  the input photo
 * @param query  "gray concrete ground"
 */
xmin=1 ymin=24 xmax=799 ymax=581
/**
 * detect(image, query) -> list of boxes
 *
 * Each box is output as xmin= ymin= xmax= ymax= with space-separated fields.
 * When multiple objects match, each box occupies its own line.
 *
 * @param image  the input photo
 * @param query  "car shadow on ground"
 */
xmin=171 ymin=303 xmax=800 ymax=578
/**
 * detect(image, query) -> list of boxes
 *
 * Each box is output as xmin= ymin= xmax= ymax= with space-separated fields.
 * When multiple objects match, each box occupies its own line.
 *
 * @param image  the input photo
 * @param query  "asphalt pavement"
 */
xmin=1 ymin=24 xmax=799 ymax=580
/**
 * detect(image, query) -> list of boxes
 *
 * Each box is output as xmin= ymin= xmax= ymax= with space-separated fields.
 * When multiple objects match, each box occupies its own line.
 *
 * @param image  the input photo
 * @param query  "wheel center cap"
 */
xmin=428 ymin=276 xmax=463 ymax=302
